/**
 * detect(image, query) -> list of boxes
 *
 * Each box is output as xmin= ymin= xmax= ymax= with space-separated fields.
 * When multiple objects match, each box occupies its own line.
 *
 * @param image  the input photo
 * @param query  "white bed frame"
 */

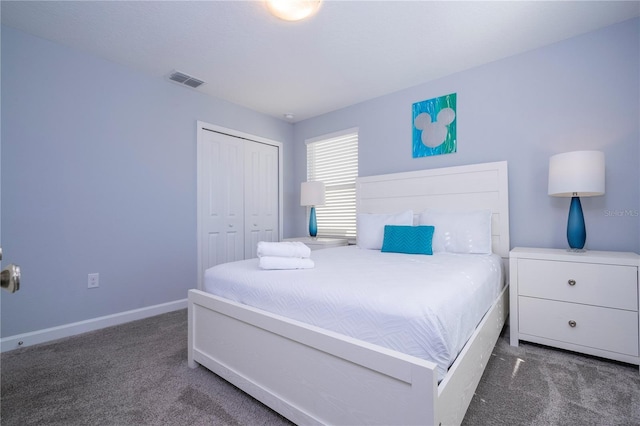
xmin=188 ymin=161 xmax=510 ymax=425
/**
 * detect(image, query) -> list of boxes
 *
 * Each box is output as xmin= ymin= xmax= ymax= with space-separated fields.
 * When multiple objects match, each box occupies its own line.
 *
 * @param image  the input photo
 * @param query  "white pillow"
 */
xmin=419 ymin=209 xmax=492 ymax=254
xmin=357 ymin=210 xmax=414 ymax=250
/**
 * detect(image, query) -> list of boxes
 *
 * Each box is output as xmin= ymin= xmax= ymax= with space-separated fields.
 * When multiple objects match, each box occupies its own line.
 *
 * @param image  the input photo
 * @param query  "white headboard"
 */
xmin=356 ymin=161 xmax=510 ymax=259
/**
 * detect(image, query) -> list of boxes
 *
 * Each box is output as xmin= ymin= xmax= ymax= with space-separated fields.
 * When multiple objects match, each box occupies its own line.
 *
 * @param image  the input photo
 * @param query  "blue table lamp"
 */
xmin=300 ymin=181 xmax=325 ymax=238
xmin=548 ymin=151 xmax=605 ymax=251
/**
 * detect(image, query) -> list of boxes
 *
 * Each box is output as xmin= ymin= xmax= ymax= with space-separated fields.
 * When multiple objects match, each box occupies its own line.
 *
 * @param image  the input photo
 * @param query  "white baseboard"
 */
xmin=0 ymin=299 xmax=187 ymax=353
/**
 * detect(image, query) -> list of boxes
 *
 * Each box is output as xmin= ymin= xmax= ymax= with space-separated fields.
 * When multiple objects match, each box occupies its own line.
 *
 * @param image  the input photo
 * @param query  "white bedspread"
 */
xmin=204 ymin=245 xmax=503 ymax=380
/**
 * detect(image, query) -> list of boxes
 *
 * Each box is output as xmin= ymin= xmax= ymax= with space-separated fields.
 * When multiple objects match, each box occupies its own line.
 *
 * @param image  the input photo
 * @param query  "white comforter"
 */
xmin=204 ymin=245 xmax=503 ymax=380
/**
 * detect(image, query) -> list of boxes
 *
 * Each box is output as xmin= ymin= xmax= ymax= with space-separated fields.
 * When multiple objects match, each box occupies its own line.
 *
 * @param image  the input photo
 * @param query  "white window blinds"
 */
xmin=306 ymin=129 xmax=358 ymax=239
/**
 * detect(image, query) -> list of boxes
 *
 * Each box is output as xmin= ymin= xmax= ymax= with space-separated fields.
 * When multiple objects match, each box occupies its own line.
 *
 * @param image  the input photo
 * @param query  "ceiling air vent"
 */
xmin=167 ymin=70 xmax=205 ymax=89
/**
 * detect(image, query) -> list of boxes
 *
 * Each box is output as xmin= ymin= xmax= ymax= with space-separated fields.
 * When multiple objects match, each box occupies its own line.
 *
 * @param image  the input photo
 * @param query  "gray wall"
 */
xmin=292 ymin=18 xmax=639 ymax=254
xmin=1 ymin=26 xmax=295 ymax=337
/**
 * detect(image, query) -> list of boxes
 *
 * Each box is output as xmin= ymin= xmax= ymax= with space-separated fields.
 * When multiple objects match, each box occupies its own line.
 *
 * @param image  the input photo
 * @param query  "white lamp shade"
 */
xmin=300 ymin=181 xmax=325 ymax=206
xmin=548 ymin=151 xmax=605 ymax=197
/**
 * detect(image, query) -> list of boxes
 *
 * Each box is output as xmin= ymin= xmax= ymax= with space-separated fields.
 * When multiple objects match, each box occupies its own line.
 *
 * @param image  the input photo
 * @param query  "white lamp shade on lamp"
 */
xmin=300 ymin=181 xmax=325 ymax=206
xmin=548 ymin=150 xmax=605 ymax=197
xmin=548 ymin=150 xmax=605 ymax=251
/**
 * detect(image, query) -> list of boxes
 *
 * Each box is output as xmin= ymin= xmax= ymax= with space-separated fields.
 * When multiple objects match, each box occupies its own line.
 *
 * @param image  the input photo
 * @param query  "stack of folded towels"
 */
xmin=257 ymin=241 xmax=314 ymax=270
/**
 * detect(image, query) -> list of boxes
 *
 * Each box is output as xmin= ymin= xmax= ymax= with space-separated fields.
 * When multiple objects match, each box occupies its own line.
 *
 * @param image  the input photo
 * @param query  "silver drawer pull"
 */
xmin=568 ymin=320 xmax=577 ymax=328
xmin=568 ymin=279 xmax=576 ymax=286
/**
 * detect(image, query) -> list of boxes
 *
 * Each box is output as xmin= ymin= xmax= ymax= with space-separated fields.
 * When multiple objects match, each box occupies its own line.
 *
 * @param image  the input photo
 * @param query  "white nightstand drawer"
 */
xmin=518 ymin=259 xmax=638 ymax=311
xmin=519 ymin=296 xmax=639 ymax=356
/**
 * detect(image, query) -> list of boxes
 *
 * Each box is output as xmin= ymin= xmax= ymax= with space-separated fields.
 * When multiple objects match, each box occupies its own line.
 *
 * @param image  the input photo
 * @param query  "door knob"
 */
xmin=1 ymin=264 xmax=20 ymax=293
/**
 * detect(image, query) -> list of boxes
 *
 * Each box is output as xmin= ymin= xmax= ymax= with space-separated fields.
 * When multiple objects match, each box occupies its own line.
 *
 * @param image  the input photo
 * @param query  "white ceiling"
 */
xmin=2 ymin=1 xmax=638 ymax=122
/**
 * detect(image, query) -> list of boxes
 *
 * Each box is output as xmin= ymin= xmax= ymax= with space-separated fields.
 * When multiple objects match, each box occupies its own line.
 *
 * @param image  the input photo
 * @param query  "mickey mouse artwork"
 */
xmin=412 ymin=93 xmax=457 ymax=158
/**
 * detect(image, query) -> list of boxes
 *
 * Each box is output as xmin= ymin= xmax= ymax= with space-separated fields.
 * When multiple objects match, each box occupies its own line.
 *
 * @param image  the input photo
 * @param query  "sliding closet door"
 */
xmin=244 ymin=141 xmax=279 ymax=258
xmin=199 ymin=130 xmax=245 ymax=271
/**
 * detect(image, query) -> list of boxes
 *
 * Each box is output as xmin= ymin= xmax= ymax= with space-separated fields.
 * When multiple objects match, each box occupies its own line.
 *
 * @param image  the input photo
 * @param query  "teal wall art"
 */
xmin=412 ymin=93 xmax=457 ymax=157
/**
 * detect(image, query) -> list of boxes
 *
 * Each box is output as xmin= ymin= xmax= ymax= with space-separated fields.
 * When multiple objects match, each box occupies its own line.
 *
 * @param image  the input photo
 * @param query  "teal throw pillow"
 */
xmin=381 ymin=225 xmax=435 ymax=255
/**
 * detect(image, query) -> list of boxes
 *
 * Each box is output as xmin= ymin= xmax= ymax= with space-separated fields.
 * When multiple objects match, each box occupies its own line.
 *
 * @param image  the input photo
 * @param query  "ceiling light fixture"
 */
xmin=266 ymin=0 xmax=322 ymax=22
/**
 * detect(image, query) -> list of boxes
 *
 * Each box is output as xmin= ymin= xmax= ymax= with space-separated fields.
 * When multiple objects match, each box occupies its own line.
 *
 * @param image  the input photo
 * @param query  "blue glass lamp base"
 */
xmin=566 ymin=196 xmax=586 ymax=251
xmin=309 ymin=206 xmax=318 ymax=238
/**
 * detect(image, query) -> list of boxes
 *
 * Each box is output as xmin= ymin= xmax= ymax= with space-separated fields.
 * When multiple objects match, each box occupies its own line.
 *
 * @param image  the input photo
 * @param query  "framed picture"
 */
xmin=412 ymin=93 xmax=457 ymax=158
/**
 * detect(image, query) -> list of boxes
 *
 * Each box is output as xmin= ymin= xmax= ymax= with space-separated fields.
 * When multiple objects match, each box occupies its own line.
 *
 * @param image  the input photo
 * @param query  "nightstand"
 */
xmin=283 ymin=237 xmax=348 ymax=251
xmin=509 ymin=247 xmax=639 ymax=369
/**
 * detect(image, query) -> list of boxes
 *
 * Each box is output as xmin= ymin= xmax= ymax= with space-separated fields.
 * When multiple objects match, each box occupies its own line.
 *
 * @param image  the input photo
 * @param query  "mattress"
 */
xmin=204 ymin=245 xmax=503 ymax=380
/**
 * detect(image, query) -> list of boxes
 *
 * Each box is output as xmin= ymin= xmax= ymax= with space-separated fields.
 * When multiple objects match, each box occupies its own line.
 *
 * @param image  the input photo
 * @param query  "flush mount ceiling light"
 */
xmin=266 ymin=0 xmax=322 ymax=21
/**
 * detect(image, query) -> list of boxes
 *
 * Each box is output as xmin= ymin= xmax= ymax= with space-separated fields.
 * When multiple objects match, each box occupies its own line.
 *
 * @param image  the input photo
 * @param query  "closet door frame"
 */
xmin=196 ymin=121 xmax=283 ymax=290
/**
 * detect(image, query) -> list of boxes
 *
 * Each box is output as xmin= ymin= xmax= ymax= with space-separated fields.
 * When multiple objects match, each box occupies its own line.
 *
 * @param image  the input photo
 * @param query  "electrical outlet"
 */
xmin=88 ymin=273 xmax=99 ymax=289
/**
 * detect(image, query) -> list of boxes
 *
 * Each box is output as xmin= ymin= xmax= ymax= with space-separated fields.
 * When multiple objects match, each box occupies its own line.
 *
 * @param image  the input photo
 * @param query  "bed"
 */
xmin=188 ymin=161 xmax=510 ymax=425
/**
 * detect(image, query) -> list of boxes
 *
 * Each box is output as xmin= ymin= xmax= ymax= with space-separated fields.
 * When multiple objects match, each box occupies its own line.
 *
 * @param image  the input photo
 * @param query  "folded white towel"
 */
xmin=259 ymin=256 xmax=315 ymax=270
xmin=257 ymin=241 xmax=311 ymax=259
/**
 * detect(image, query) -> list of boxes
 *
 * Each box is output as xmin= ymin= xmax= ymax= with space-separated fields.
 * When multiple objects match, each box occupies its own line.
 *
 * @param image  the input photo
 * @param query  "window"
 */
xmin=306 ymin=128 xmax=358 ymax=239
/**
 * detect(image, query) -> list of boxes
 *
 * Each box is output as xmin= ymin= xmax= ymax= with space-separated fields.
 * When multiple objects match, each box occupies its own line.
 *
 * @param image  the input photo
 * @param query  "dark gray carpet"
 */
xmin=1 ymin=309 xmax=638 ymax=425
